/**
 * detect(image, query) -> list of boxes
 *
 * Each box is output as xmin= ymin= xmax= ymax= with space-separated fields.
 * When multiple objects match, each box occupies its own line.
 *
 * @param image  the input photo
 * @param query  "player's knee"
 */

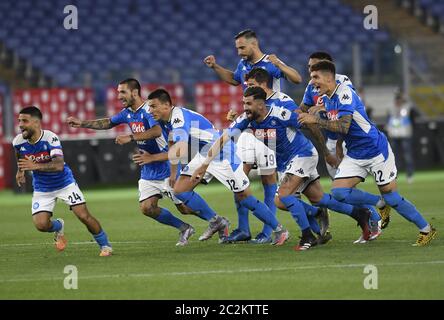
xmin=234 ymin=190 xmax=249 ymax=202
xmin=176 ymin=203 xmax=193 ymax=215
xmin=305 ymin=193 xmax=323 ymax=204
xmin=382 ymin=191 xmax=402 ymax=207
xmin=331 ymin=188 xmax=351 ymax=202
xmin=34 ymin=221 xmax=50 ymax=232
xmin=140 ymin=202 xmax=158 ymax=217
xmin=274 ymin=196 xmax=287 ymax=211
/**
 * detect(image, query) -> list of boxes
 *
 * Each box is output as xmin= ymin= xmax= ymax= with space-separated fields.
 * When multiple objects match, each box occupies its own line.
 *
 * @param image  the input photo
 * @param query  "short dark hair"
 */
xmin=147 ymin=88 xmax=172 ymax=105
xmin=119 ymin=78 xmax=141 ymax=96
xmin=309 ymin=51 xmax=333 ymax=62
xmin=235 ymin=29 xmax=257 ymax=40
xmin=245 ymin=68 xmax=270 ymax=85
xmin=20 ymin=106 xmax=42 ymax=120
xmin=310 ymin=60 xmax=336 ymax=75
xmin=243 ymin=86 xmax=267 ymax=101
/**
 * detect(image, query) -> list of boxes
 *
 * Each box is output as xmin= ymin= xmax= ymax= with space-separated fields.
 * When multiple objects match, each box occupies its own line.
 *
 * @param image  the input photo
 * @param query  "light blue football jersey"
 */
xmin=13 ymin=130 xmax=75 ymax=192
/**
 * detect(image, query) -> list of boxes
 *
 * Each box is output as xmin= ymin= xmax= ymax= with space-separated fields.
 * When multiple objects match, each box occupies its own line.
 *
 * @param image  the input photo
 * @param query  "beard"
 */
xmin=21 ymin=128 xmax=33 ymax=139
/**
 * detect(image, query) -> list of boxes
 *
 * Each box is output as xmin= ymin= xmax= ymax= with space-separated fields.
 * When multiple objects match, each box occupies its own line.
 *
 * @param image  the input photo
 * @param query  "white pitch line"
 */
xmin=1 ymin=260 xmax=444 ymax=283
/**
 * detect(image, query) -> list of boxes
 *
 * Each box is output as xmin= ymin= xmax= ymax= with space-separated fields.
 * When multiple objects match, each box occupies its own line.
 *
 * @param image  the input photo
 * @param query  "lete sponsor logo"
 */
xmin=26 ymin=151 xmax=51 ymax=163
xmin=253 ymin=129 xmax=276 ymax=139
xmin=130 ymin=122 xmax=146 ymax=133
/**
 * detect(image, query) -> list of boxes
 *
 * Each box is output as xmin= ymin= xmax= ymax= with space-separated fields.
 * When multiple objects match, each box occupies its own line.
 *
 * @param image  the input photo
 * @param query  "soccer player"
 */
xmin=300 ymin=52 xmax=384 ymax=238
xmin=198 ymin=87 xmax=371 ymax=251
xmin=67 ymin=79 xmax=195 ymax=246
xmin=298 ymin=61 xmax=437 ymax=246
xmin=204 ymin=29 xmax=302 ymax=243
xmin=203 ymin=29 xmax=302 ymax=91
xmin=226 ymin=68 xmax=330 ymax=244
xmin=13 ymin=106 xmax=112 ymax=256
xmin=146 ymin=88 xmax=289 ymax=245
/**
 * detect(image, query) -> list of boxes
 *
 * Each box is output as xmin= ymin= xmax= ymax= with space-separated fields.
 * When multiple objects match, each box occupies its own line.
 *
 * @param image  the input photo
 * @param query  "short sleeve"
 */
xmin=47 ymin=132 xmax=64 ymax=157
xmin=267 ymin=63 xmax=284 ymax=79
xmin=302 ymin=84 xmax=315 ymax=107
xmin=276 ymin=108 xmax=301 ymax=129
xmin=110 ymin=109 xmax=126 ymax=126
xmin=233 ymin=61 xmax=244 ymax=84
xmin=337 ymin=87 xmax=355 ymax=118
xmin=170 ymin=109 xmax=189 ymax=143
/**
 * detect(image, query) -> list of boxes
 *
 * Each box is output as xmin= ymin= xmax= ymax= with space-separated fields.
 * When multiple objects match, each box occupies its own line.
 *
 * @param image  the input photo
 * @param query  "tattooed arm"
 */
xmin=67 ymin=117 xmax=114 ymax=130
xmin=316 ymin=114 xmax=352 ymax=134
xmin=298 ymin=113 xmax=352 ymax=135
xmin=18 ymin=156 xmax=65 ymax=172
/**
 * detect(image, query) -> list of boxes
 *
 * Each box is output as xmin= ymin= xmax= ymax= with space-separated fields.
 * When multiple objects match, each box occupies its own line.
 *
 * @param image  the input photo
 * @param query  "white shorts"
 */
xmin=139 ymin=178 xmax=182 ymax=205
xmin=32 ymin=182 xmax=85 ymax=215
xmin=334 ymin=145 xmax=397 ymax=186
xmin=278 ymin=147 xmax=320 ymax=193
xmin=181 ymin=152 xmax=250 ymax=193
xmin=236 ymin=132 xmax=277 ymax=175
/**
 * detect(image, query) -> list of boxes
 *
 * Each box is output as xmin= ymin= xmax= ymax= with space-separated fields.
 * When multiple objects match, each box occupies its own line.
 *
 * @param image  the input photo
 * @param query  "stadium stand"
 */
xmin=0 ymin=0 xmax=390 ymax=91
xmin=195 ymin=82 xmax=244 ymax=130
xmin=0 ymin=93 xmax=5 ymax=189
xmin=12 ymin=88 xmax=96 ymax=138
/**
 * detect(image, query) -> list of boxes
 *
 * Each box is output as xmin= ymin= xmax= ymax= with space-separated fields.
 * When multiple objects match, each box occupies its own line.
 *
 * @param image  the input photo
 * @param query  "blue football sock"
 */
xmin=331 ymin=188 xmax=381 ymax=206
xmin=234 ymin=195 xmax=250 ymax=233
xmin=154 ymin=208 xmax=186 ymax=229
xmin=280 ymin=195 xmax=310 ymax=230
xmin=93 ymin=229 xmax=111 ymax=248
xmin=315 ymin=193 xmax=353 ymax=216
xmin=240 ymin=195 xmax=278 ymax=230
xmin=308 ymin=215 xmax=321 ymax=235
xmin=365 ymin=205 xmax=381 ymax=222
xmin=261 ymin=184 xmax=277 ymax=237
xmin=48 ymin=219 xmax=62 ymax=232
xmin=175 ymin=191 xmax=216 ymax=221
xmin=383 ymin=191 xmax=428 ymax=229
xmin=300 ymin=199 xmax=320 ymax=217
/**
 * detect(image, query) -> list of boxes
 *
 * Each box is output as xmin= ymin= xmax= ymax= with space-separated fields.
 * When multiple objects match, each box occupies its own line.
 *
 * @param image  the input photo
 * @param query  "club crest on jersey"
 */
xmin=130 ymin=122 xmax=145 ymax=133
xmin=26 ymin=151 xmax=51 ymax=163
xmin=33 ymin=202 xmax=40 ymax=210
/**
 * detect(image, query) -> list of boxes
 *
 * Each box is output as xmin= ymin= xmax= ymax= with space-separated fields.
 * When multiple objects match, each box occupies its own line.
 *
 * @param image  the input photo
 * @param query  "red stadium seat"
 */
xmin=195 ymin=81 xmax=243 ymax=130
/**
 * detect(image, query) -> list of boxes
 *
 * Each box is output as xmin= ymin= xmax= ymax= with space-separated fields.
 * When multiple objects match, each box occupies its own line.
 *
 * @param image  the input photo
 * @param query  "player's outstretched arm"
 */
xmin=115 ymin=125 xmax=162 ymax=145
xmin=203 ymin=55 xmax=240 ymax=86
xmin=268 ymin=54 xmax=302 ymax=84
xmin=67 ymin=117 xmax=113 ymax=130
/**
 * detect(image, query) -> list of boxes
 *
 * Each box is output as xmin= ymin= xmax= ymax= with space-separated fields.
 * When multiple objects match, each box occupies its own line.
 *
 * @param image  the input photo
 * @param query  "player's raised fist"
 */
xmin=66 ymin=116 xmax=82 ymax=128
xmin=226 ymin=109 xmax=238 ymax=122
xmin=204 ymin=55 xmax=216 ymax=68
xmin=268 ymin=54 xmax=282 ymax=66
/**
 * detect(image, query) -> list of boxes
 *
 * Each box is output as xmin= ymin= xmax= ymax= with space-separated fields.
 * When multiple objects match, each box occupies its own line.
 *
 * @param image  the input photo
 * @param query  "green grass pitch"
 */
xmin=0 ymin=171 xmax=443 ymax=299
